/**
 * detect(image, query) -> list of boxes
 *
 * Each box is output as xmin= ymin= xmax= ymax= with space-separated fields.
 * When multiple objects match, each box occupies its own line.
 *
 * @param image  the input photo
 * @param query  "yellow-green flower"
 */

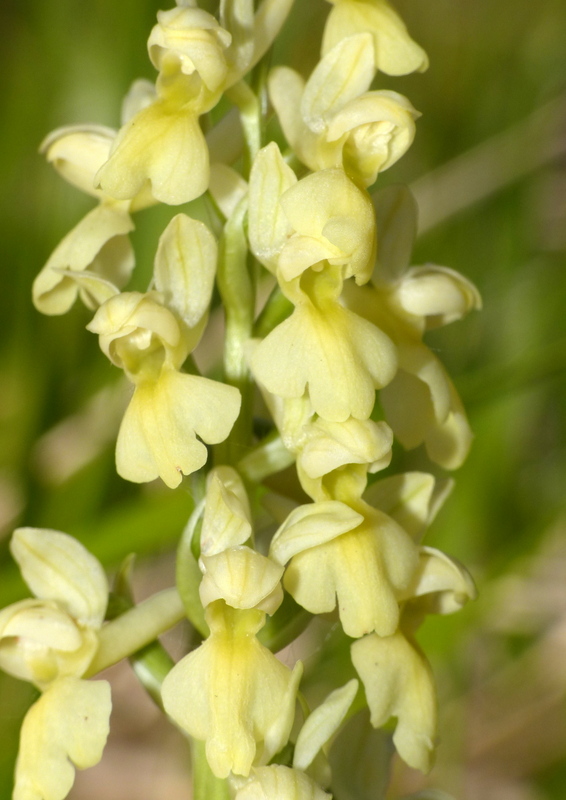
xmin=0 ymin=528 xmax=111 ymax=800
xmin=250 ymin=268 xmax=397 ymax=423
xmin=322 ymin=0 xmax=429 ymax=76
xmin=270 ymin=480 xmax=418 ymax=638
xmin=161 ymin=601 xmax=303 ymax=778
xmin=269 ymin=35 xmax=419 ymax=186
xmin=87 ymin=215 xmax=241 ymax=487
xmin=351 ymin=545 xmax=476 ymax=772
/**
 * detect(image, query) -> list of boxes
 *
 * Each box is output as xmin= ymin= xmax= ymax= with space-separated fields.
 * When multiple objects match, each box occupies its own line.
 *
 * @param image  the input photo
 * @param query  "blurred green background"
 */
xmin=1 ymin=0 xmax=566 ymax=798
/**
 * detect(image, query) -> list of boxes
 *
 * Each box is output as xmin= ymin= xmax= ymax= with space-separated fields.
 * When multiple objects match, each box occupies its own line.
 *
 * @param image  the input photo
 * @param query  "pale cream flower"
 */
xmin=248 ymin=143 xmax=376 ymax=283
xmin=351 ymin=629 xmax=436 ymax=773
xmin=96 ymin=57 xmax=213 ymax=206
xmin=196 ymin=467 xmax=284 ymax=614
xmin=269 ymin=35 xmax=419 ymax=186
xmin=322 ymin=0 xmax=429 ymax=76
xmin=161 ymin=601 xmax=303 ymax=778
xmin=35 ymin=126 xmax=138 ymax=315
xmin=97 ymin=0 xmax=295 ymax=207
xmin=250 ymin=268 xmax=397 ymax=423
xmin=87 ymin=216 xmax=241 ymax=487
xmin=351 ymin=544 xmax=475 ymax=773
xmin=344 ymin=185 xmax=481 ymax=467
xmin=270 ymin=489 xmax=418 ymax=638
xmin=0 ymin=528 xmax=111 ymax=800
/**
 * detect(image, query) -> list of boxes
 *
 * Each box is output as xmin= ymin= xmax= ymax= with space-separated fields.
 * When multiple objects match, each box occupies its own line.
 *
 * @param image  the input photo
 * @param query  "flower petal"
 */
xmin=322 ymin=0 xmax=429 ymax=76
xmin=248 ymin=142 xmax=297 ymax=272
xmin=10 ymin=528 xmax=108 ymax=629
xmin=200 ymin=547 xmax=284 ymax=613
xmin=200 ymin=467 xmax=253 ymax=555
xmin=301 ymin=34 xmax=375 ymax=133
xmin=116 ymin=368 xmax=241 ymax=488
xmin=96 ymin=96 xmax=209 ymax=206
xmin=14 ymin=677 xmax=111 ymax=800
xmin=33 ymin=203 xmax=133 ymax=315
xmin=351 ymin=631 xmax=436 ymax=772
xmin=252 ymin=300 xmax=397 ymax=423
xmin=154 ymin=213 xmax=217 ymax=328
xmin=294 ymin=679 xmax=358 ymax=771
xmin=40 ymin=125 xmax=116 ymax=198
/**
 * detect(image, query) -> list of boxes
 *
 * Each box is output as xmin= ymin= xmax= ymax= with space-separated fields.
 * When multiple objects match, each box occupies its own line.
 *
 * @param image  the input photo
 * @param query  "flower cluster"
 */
xmin=5 ymin=0 xmax=480 ymax=798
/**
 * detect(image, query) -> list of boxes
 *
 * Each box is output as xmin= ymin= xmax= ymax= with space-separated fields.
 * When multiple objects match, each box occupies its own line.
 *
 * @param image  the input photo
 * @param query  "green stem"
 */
xmin=192 ymin=738 xmax=231 ymax=800
xmin=176 ymin=498 xmax=209 ymax=638
xmin=225 ymin=80 xmax=262 ymax=177
xmin=238 ymin=430 xmax=295 ymax=482
xmin=85 ymin=587 xmax=185 ymax=676
xmin=216 ymin=197 xmax=255 ymax=465
xmin=130 ymin=641 xmax=176 ymax=710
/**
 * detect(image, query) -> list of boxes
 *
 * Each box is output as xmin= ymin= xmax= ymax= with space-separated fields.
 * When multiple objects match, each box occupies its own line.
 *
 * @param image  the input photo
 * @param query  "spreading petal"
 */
xmin=33 ymin=203 xmax=133 ymax=315
xmin=116 ymin=368 xmax=241 ymax=488
xmin=14 ymin=678 xmax=111 ymax=800
xmin=351 ymin=630 xmax=436 ymax=772
xmin=10 ymin=528 xmax=108 ymax=629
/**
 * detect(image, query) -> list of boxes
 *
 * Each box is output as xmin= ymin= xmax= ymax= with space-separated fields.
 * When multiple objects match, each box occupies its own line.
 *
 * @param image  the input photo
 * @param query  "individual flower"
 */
xmin=269 ymin=35 xmax=419 ymax=186
xmin=248 ymin=143 xmax=376 ymax=283
xmin=34 ymin=126 xmax=136 ymax=315
xmin=250 ymin=267 xmax=397 ymax=423
xmin=161 ymin=600 xmax=303 ymax=778
xmin=87 ymin=214 xmax=241 ymax=487
xmin=96 ymin=0 xmax=296 ymax=206
xmin=351 ymin=546 xmax=476 ymax=772
xmin=0 ymin=528 xmax=111 ymax=800
xmin=322 ymin=0 xmax=429 ymax=76
xmin=198 ymin=467 xmax=284 ymax=615
xmin=270 ymin=479 xmax=418 ymax=638
xmin=95 ymin=56 xmax=214 ymax=206
xmin=344 ymin=185 xmax=481 ymax=468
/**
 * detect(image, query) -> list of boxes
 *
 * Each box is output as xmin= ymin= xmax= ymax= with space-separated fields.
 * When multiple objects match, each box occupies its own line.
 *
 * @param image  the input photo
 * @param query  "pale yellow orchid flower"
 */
xmin=322 ymin=0 xmax=429 ymax=76
xmin=97 ymin=0 xmax=296 ymax=207
xmin=248 ymin=143 xmax=376 ymax=283
xmin=351 ymin=546 xmax=475 ymax=773
xmin=270 ymin=481 xmax=418 ymax=638
xmin=351 ymin=629 xmax=436 ymax=773
xmin=269 ymin=35 xmax=419 ymax=186
xmin=197 ymin=467 xmax=285 ymax=615
xmin=343 ymin=185 xmax=480 ymax=467
xmin=87 ymin=215 xmax=241 ymax=487
xmin=34 ymin=78 xmax=162 ymax=317
xmin=161 ymin=600 xmax=303 ymax=778
xmin=0 ymin=528 xmax=111 ymax=800
xmin=34 ymin=126 xmax=134 ymax=315
xmin=250 ymin=267 xmax=397 ymax=423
